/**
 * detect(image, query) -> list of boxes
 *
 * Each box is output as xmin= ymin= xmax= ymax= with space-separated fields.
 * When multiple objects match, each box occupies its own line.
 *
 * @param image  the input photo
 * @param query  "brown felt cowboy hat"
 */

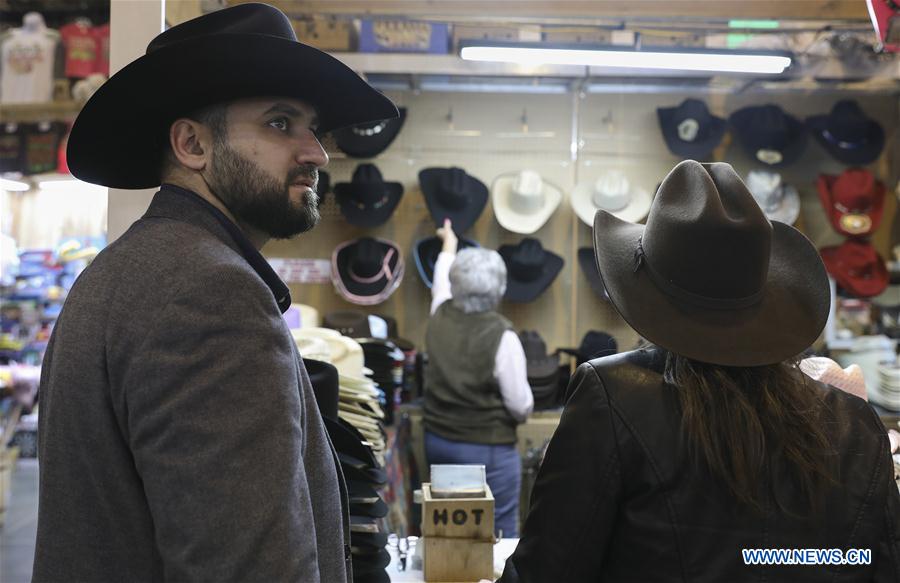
xmin=593 ymin=160 xmax=830 ymax=367
xmin=67 ymin=3 xmax=397 ymax=189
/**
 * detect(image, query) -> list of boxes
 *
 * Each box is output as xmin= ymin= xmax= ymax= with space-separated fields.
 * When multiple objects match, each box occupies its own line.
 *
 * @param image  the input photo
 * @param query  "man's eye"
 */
xmin=269 ymin=117 xmax=289 ymax=132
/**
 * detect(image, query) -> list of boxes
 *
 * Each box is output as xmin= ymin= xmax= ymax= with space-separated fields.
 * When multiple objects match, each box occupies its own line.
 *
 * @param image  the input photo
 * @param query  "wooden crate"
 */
xmin=421 ymin=483 xmax=494 ymax=540
xmin=424 ymin=536 xmax=493 ymax=582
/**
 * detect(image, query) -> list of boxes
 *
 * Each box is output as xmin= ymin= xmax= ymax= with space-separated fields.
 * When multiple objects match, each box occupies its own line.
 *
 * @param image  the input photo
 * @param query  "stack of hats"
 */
xmin=293 ymin=327 xmax=387 ymax=460
xmin=357 ymin=338 xmax=406 ymax=425
xmin=304 ymin=359 xmax=391 ymax=583
xmin=878 ymin=359 xmax=900 ymax=411
xmin=519 ymin=330 xmax=561 ymax=410
xmin=817 ymin=168 xmax=888 ymax=298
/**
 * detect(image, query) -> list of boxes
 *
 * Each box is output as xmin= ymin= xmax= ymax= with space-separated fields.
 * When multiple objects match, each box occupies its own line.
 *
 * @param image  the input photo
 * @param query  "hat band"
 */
xmin=635 ymin=237 xmax=764 ymax=310
xmin=823 ymin=129 xmax=867 ymax=150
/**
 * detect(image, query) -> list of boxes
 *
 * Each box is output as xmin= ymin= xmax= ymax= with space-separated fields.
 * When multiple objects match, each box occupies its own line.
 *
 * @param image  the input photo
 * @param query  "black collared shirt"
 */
xmin=161 ymin=183 xmax=292 ymax=313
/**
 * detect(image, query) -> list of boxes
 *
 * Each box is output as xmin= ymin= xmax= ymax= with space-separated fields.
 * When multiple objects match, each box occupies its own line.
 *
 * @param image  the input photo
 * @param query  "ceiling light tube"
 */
xmin=460 ymin=43 xmax=792 ymax=75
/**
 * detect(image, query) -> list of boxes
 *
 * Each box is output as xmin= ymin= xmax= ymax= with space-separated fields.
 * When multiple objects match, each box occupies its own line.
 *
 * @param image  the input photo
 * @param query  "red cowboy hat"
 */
xmin=820 ymin=239 xmax=888 ymax=298
xmin=817 ymin=168 xmax=886 ymax=237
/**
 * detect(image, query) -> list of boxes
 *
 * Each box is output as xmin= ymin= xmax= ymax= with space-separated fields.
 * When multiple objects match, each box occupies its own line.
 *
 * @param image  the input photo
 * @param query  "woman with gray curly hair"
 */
xmin=423 ymin=219 xmax=534 ymax=538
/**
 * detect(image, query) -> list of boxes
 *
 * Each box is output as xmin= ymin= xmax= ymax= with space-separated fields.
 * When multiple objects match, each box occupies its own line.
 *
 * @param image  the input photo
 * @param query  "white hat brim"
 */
xmin=571 ymin=182 xmax=652 ymax=226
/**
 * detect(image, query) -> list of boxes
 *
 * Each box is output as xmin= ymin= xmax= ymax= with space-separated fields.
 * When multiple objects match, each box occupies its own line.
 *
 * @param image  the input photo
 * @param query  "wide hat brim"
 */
xmin=656 ymin=107 xmax=727 ymax=160
xmin=571 ymin=182 xmax=651 ymax=226
xmin=491 ymin=173 xmax=562 ymax=234
xmin=335 ymin=182 xmax=403 ymax=227
xmin=412 ymin=235 xmax=479 ymax=288
xmin=498 ymin=245 xmax=564 ymax=303
xmin=67 ymin=34 xmax=398 ymax=189
xmin=593 ymin=210 xmax=830 ymax=366
xmin=577 ymin=246 xmax=610 ymax=300
xmin=419 ymin=168 xmax=489 ymax=233
xmin=334 ymin=108 xmax=407 ymax=158
xmin=807 ymin=115 xmax=885 ymax=165
xmin=820 ymin=242 xmax=889 ymax=298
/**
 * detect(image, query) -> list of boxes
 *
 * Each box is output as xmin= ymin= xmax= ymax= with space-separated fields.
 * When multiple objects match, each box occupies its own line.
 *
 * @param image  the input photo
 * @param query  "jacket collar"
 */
xmin=143 ymin=184 xmax=292 ymax=313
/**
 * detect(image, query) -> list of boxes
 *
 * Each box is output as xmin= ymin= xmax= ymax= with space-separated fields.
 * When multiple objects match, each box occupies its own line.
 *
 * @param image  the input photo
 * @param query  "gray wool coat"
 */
xmin=33 ymin=186 xmax=351 ymax=582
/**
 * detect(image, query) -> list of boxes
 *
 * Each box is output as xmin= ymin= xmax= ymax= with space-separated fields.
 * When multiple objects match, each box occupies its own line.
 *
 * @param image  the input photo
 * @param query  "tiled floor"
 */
xmin=1 ymin=459 xmax=38 ymax=583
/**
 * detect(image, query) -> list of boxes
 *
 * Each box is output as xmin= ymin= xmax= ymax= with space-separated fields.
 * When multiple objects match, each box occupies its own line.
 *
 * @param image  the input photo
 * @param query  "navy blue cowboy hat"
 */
xmin=728 ymin=104 xmax=807 ymax=168
xmin=656 ymin=98 xmax=727 ymax=160
xmin=412 ymin=234 xmax=480 ymax=288
xmin=334 ymin=164 xmax=403 ymax=227
xmin=67 ymin=3 xmax=398 ymax=189
xmin=807 ymin=100 xmax=885 ymax=165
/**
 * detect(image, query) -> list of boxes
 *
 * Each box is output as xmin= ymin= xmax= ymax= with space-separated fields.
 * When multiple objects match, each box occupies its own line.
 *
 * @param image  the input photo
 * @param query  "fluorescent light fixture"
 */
xmin=460 ymin=43 xmax=792 ymax=75
xmin=0 ymin=178 xmax=30 ymax=192
xmin=38 ymin=179 xmax=107 ymax=196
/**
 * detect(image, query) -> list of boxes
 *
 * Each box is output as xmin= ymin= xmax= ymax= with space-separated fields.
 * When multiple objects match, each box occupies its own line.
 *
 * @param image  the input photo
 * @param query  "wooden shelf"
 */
xmin=0 ymin=101 xmax=83 ymax=124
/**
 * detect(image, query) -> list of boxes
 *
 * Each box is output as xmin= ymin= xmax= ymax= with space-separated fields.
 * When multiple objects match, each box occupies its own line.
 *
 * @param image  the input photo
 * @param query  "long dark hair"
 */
xmin=663 ymin=350 xmax=836 ymax=514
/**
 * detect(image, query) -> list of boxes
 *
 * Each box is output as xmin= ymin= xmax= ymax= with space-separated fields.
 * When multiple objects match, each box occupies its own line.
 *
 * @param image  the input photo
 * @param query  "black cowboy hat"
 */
xmin=412 ymin=234 xmax=479 ymax=288
xmin=728 ymin=104 xmax=807 ymax=168
xmin=593 ymin=160 xmax=830 ymax=367
xmin=323 ymin=310 xmax=372 ymax=338
xmin=339 ymin=453 xmax=388 ymax=485
xmin=324 ymin=416 xmax=380 ymax=469
xmin=351 ymin=531 xmax=388 ymax=552
xmin=351 ymin=549 xmax=392 ymax=575
xmin=67 ymin=3 xmax=398 ymax=189
xmin=334 ymin=107 xmax=407 ymax=158
xmin=334 ymin=164 xmax=403 ymax=227
xmin=349 ymin=494 xmax=389 ymax=519
xmin=419 ymin=167 xmax=489 ymax=233
xmin=807 ymin=100 xmax=885 ymax=165
xmin=656 ymin=98 xmax=727 ymax=160
xmin=332 ymin=237 xmax=404 ymax=305
xmin=559 ymin=330 xmax=618 ymax=365
xmin=577 ymin=246 xmax=610 ymax=301
xmin=304 ymin=359 xmax=339 ymax=421
xmin=498 ymin=238 xmax=564 ymax=303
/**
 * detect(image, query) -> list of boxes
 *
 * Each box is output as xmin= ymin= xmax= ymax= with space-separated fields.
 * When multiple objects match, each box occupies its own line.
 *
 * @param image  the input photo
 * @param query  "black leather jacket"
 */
xmin=500 ymin=348 xmax=900 ymax=582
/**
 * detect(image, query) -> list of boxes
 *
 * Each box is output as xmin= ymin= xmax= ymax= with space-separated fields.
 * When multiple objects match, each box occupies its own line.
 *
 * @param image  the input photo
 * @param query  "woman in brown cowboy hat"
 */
xmin=499 ymin=160 xmax=900 ymax=582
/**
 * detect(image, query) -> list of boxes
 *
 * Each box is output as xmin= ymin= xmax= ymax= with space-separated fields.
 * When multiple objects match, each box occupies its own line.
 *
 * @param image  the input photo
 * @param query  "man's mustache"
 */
xmin=287 ymin=165 xmax=319 ymax=191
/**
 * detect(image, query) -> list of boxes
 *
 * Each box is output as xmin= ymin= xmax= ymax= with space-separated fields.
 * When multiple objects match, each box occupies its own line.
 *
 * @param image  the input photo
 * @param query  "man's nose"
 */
xmin=297 ymin=134 xmax=328 ymax=168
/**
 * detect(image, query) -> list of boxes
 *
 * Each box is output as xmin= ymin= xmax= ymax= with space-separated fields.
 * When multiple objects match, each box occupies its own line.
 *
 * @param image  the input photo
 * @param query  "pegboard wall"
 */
xmin=263 ymin=89 xmax=899 ymax=355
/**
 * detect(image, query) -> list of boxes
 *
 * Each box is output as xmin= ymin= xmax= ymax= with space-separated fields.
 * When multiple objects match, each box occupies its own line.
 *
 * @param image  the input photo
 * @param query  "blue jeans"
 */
xmin=424 ymin=431 xmax=521 ymax=537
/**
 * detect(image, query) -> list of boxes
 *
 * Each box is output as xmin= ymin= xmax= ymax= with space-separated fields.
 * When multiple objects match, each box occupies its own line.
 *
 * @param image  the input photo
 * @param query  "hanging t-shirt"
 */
xmin=0 ymin=123 xmax=26 ymax=174
xmin=60 ymin=21 xmax=98 ymax=78
xmin=0 ymin=27 xmax=63 ymax=104
xmin=23 ymin=122 xmax=65 ymax=175
xmin=92 ymin=23 xmax=109 ymax=77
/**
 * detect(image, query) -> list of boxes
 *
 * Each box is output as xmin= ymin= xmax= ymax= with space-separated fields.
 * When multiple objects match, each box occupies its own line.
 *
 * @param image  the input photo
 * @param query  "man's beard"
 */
xmin=207 ymin=140 xmax=320 ymax=239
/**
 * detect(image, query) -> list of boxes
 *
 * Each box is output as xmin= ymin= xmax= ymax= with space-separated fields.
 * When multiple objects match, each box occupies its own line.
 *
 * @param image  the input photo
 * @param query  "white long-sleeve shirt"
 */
xmin=430 ymin=251 xmax=534 ymax=422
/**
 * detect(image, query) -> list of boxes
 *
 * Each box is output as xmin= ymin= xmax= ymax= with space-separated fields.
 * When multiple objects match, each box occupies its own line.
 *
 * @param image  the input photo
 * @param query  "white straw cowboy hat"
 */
xmin=745 ymin=170 xmax=800 ymax=225
xmin=571 ymin=169 xmax=652 ymax=226
xmin=491 ymin=170 xmax=563 ymax=234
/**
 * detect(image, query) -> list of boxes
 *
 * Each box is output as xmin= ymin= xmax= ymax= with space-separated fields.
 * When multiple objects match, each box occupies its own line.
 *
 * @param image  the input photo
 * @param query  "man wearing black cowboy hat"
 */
xmin=33 ymin=4 xmax=397 ymax=583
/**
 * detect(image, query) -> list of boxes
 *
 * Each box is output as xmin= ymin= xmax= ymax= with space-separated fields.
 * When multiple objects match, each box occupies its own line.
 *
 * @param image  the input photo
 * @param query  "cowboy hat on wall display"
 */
xmin=334 ymin=164 xmax=403 ymax=228
xmin=498 ymin=237 xmax=564 ymax=303
xmin=807 ymin=100 xmax=885 ymax=165
xmin=656 ymin=98 xmax=727 ymax=160
xmin=491 ymin=170 xmax=562 ymax=234
xmin=66 ymin=3 xmax=398 ymax=188
xmin=817 ymin=168 xmax=886 ymax=238
xmin=333 ymin=107 xmax=407 ymax=159
xmin=745 ymin=170 xmax=800 ymax=225
xmin=419 ymin=166 xmax=488 ymax=233
xmin=332 ymin=237 xmax=404 ymax=305
xmin=728 ymin=104 xmax=807 ymax=168
xmin=571 ymin=169 xmax=652 ymax=226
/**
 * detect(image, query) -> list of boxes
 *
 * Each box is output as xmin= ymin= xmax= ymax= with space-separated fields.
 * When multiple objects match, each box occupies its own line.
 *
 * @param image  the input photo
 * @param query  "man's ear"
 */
xmin=169 ymin=118 xmax=212 ymax=172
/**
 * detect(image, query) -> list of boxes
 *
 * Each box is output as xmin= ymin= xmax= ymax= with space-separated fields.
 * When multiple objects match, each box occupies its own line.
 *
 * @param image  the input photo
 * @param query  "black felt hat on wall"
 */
xmin=412 ymin=234 xmax=479 ymax=288
xmin=334 ymin=164 xmax=403 ymax=227
xmin=66 ymin=3 xmax=398 ymax=189
xmin=498 ymin=238 xmax=564 ymax=303
xmin=656 ymin=98 xmax=727 ymax=160
xmin=332 ymin=237 xmax=404 ymax=305
xmin=593 ymin=160 xmax=830 ymax=367
xmin=419 ymin=167 xmax=489 ymax=233
xmin=728 ymin=104 xmax=807 ymax=168
xmin=333 ymin=107 xmax=407 ymax=158
xmin=807 ymin=100 xmax=885 ymax=165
